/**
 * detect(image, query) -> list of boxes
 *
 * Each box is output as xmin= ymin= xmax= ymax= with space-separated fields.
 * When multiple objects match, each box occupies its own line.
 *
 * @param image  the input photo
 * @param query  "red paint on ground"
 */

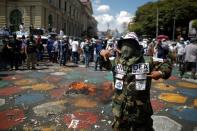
xmin=0 ymin=108 xmax=25 ymax=129
xmin=169 ymin=76 xmax=178 ymax=80
xmin=64 ymin=112 xmax=99 ymax=128
xmin=44 ymin=76 xmax=62 ymax=83
xmin=0 ymin=86 xmax=23 ymax=96
xmin=2 ymin=75 xmax=23 ymax=81
xmin=49 ymin=88 xmax=65 ymax=99
xmin=98 ymin=81 xmax=114 ymax=102
xmin=68 ymin=82 xmax=96 ymax=95
xmin=151 ymin=99 xmax=164 ymax=112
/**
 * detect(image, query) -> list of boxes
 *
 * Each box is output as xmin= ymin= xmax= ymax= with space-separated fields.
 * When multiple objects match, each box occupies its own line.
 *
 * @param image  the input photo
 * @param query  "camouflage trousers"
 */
xmin=27 ymin=53 xmax=36 ymax=69
xmin=112 ymin=116 xmax=154 ymax=131
xmin=111 ymin=88 xmax=154 ymax=131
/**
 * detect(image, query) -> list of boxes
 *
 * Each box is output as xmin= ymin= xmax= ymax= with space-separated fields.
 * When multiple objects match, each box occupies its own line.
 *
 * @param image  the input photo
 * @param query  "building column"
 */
xmin=34 ymin=6 xmax=42 ymax=28
xmin=0 ymin=0 xmax=6 ymax=27
xmin=23 ymin=7 xmax=31 ymax=31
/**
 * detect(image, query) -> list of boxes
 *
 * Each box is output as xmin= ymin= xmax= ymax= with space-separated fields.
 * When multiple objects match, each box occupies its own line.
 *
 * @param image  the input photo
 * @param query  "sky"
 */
xmin=92 ymin=0 xmax=152 ymax=32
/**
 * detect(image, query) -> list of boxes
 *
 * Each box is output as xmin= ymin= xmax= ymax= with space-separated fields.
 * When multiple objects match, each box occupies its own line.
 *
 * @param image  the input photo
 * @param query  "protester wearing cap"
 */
xmin=100 ymin=32 xmax=172 ymax=131
xmin=175 ymin=37 xmax=186 ymax=77
xmin=180 ymin=37 xmax=197 ymax=79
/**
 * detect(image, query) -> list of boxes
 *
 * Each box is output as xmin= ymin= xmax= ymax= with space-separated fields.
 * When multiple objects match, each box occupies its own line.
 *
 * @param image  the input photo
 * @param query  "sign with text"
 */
xmin=132 ymin=63 xmax=150 ymax=74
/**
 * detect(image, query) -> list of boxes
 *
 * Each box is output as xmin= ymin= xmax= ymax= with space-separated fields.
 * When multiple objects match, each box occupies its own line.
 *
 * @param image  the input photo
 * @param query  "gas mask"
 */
xmin=120 ymin=41 xmax=140 ymax=59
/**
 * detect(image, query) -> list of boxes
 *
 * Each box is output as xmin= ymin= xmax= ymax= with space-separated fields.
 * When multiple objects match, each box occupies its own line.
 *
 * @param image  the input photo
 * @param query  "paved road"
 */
xmin=0 ymin=62 xmax=197 ymax=131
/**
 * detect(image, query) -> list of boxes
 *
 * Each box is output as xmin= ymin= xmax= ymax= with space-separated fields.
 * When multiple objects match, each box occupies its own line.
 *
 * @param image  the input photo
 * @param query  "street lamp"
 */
xmin=156 ymin=7 xmax=159 ymax=38
xmin=172 ymin=16 xmax=176 ymax=41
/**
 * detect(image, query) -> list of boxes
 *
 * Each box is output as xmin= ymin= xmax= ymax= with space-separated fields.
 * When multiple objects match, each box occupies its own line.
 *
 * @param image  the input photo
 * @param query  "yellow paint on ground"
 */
xmin=23 ymin=126 xmax=56 ymax=131
xmin=33 ymin=100 xmax=67 ymax=117
xmin=32 ymin=83 xmax=55 ymax=91
xmin=152 ymin=79 xmax=164 ymax=83
xmin=15 ymin=79 xmax=36 ymax=86
xmin=153 ymin=83 xmax=176 ymax=91
xmin=176 ymin=82 xmax=197 ymax=89
xmin=56 ymin=100 xmax=67 ymax=105
xmin=21 ymin=86 xmax=32 ymax=89
xmin=73 ymin=97 xmax=97 ymax=108
xmin=58 ymin=67 xmax=72 ymax=72
xmin=194 ymin=99 xmax=197 ymax=108
xmin=159 ymin=93 xmax=187 ymax=104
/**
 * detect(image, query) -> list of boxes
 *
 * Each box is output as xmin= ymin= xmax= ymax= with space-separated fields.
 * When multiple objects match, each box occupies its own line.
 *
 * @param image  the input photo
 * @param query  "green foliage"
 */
xmin=128 ymin=23 xmax=143 ymax=35
xmin=192 ymin=19 xmax=197 ymax=29
xmin=131 ymin=0 xmax=197 ymax=38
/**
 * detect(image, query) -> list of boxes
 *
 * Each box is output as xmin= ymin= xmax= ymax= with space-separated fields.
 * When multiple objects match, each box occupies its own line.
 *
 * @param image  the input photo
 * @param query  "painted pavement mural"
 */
xmin=0 ymin=62 xmax=197 ymax=131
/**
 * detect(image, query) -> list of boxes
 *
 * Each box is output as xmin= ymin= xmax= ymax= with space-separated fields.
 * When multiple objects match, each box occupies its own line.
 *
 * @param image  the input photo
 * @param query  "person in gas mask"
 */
xmin=100 ymin=32 xmax=172 ymax=131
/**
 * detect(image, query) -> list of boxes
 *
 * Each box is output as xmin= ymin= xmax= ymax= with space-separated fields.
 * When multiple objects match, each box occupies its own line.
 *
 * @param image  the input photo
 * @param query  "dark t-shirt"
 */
xmin=83 ymin=44 xmax=91 ymax=53
xmin=26 ymin=40 xmax=36 ymax=53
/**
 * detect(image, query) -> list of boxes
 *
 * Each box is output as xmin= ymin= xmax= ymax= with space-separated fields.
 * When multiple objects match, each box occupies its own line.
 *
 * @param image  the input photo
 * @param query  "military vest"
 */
xmin=112 ymin=56 xmax=153 ymax=121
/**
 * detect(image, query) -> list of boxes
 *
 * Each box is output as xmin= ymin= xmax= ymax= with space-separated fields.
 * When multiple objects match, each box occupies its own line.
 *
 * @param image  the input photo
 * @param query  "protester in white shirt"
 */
xmin=175 ymin=37 xmax=185 ymax=73
xmin=71 ymin=39 xmax=79 ymax=64
xmin=52 ymin=38 xmax=59 ymax=63
xmin=19 ymin=23 xmax=25 ymax=32
xmin=181 ymin=38 xmax=197 ymax=79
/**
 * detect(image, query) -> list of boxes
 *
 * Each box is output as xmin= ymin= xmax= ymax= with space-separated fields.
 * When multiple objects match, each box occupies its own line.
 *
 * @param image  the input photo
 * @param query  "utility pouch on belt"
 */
xmin=132 ymin=63 xmax=149 ymax=91
xmin=114 ymin=64 xmax=125 ymax=90
xmin=112 ymin=94 xmax=125 ymax=117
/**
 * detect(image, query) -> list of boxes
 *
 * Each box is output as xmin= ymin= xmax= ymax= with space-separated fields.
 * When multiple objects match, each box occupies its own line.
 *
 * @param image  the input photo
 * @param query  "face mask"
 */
xmin=120 ymin=43 xmax=136 ymax=59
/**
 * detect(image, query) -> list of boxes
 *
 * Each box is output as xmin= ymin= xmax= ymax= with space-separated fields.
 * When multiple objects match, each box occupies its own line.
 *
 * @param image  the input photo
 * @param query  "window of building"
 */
xmin=48 ymin=0 xmax=52 ymax=4
xmin=59 ymin=0 xmax=61 ymax=9
xmin=75 ymin=11 xmax=78 ymax=20
xmin=64 ymin=2 xmax=67 ymax=12
xmin=48 ymin=14 xmax=53 ymax=26
xmin=10 ymin=9 xmax=22 ymax=31
xmin=70 ymin=6 xmax=72 ymax=16
xmin=73 ymin=9 xmax=75 ymax=18
xmin=64 ymin=23 xmax=67 ymax=33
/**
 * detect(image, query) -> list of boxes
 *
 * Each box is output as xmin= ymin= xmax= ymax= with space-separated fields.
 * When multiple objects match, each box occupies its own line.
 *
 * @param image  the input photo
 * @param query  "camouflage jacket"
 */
xmin=112 ymin=56 xmax=172 ymax=124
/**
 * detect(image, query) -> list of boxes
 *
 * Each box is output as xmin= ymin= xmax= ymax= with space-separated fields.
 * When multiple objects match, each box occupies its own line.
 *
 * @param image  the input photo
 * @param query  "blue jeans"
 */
xmin=84 ymin=52 xmax=90 ymax=67
xmin=59 ymin=52 xmax=67 ymax=65
xmin=95 ymin=54 xmax=101 ymax=70
xmin=72 ymin=52 xmax=78 ymax=64
xmin=37 ymin=52 xmax=43 ymax=61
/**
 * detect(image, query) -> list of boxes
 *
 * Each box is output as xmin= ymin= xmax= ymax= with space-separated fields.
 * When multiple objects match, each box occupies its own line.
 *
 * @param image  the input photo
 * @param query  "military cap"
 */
xmin=117 ymin=32 xmax=141 ymax=50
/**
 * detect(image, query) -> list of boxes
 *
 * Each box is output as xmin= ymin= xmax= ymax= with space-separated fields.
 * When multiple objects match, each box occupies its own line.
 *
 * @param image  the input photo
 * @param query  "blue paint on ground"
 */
xmin=86 ymin=77 xmax=103 ymax=83
xmin=65 ymin=71 xmax=83 ymax=80
xmin=170 ymin=107 xmax=197 ymax=123
xmin=0 ymin=81 xmax=10 ymax=88
xmin=104 ymin=72 xmax=113 ymax=81
xmin=177 ymin=88 xmax=197 ymax=98
xmin=15 ymin=92 xmax=46 ymax=105
xmin=27 ymin=72 xmax=47 ymax=79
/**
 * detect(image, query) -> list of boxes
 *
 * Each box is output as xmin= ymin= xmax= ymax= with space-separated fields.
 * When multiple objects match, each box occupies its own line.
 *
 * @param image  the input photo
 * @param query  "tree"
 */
xmin=128 ymin=23 xmax=143 ymax=36
xmin=192 ymin=19 xmax=197 ymax=30
xmin=131 ymin=0 xmax=197 ymax=39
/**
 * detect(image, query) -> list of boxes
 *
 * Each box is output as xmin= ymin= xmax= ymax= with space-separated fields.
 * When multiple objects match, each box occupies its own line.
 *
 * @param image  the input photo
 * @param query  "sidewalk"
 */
xmin=172 ymin=65 xmax=197 ymax=84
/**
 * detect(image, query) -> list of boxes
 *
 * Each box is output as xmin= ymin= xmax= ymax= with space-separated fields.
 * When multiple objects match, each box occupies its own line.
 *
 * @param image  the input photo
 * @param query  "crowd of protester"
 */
xmin=146 ymin=37 xmax=197 ymax=79
xmin=0 ymin=32 xmax=119 ymax=71
xmin=0 ymin=26 xmax=196 ymax=79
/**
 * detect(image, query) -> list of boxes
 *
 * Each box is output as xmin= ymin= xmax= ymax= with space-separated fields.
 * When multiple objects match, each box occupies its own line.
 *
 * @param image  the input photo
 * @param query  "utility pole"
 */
xmin=156 ymin=7 xmax=159 ymax=38
xmin=172 ymin=17 xmax=176 ymax=41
